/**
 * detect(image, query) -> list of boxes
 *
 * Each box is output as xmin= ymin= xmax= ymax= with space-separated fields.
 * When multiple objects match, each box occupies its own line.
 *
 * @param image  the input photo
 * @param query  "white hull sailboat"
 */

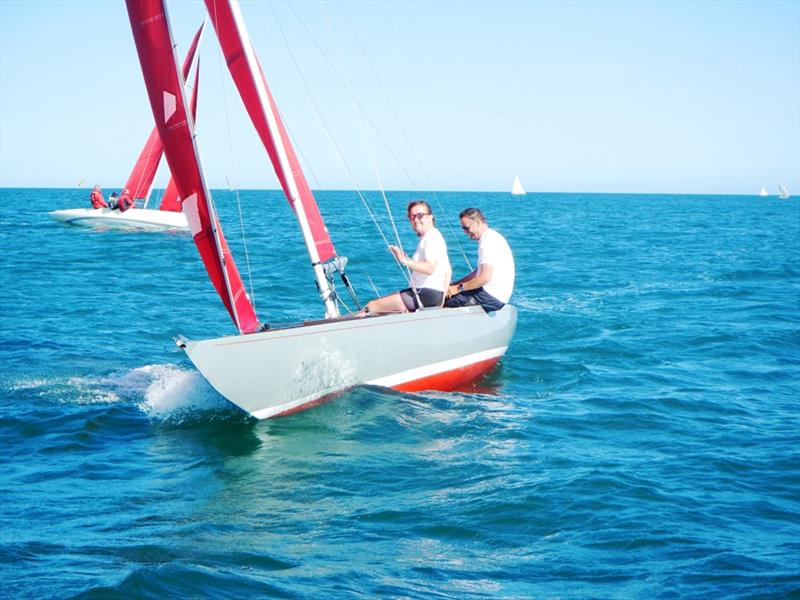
xmin=127 ymin=0 xmax=517 ymax=419
xmin=49 ymin=206 xmax=189 ymax=231
xmin=778 ymin=184 xmax=790 ymax=200
xmin=511 ymin=174 xmax=526 ymax=196
xmin=759 ymin=186 xmax=768 ymax=197
xmin=50 ymin=23 xmax=205 ymax=233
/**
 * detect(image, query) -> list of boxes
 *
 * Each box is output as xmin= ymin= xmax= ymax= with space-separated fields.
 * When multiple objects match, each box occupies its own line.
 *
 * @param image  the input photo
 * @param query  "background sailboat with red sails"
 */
xmin=127 ymin=0 xmax=517 ymax=419
xmin=49 ymin=23 xmax=205 ymax=232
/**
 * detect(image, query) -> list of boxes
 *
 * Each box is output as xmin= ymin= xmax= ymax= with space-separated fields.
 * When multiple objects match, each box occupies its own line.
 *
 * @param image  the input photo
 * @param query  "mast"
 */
xmin=127 ymin=0 xmax=259 ymax=334
xmin=206 ymin=0 xmax=339 ymax=318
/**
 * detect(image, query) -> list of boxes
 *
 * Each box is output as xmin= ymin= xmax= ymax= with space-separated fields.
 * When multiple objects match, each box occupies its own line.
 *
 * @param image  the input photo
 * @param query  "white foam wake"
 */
xmin=132 ymin=364 xmax=229 ymax=418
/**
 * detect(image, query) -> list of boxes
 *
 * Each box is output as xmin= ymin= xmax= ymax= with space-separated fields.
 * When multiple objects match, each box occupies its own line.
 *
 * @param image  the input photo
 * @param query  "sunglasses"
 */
xmin=409 ymin=212 xmax=430 ymax=221
xmin=461 ymin=222 xmax=473 ymax=232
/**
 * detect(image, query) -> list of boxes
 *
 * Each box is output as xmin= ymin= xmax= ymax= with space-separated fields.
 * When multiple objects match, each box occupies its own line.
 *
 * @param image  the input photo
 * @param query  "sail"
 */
xmin=159 ymin=61 xmax=201 ymax=212
xmin=778 ymin=184 xmax=789 ymax=199
xmin=127 ymin=0 xmax=259 ymax=334
xmin=204 ymin=0 xmax=335 ymax=263
xmin=125 ymin=21 xmax=206 ymax=204
xmin=124 ymin=127 xmax=162 ymax=202
xmin=511 ymin=175 xmax=525 ymax=195
xmin=759 ymin=186 xmax=768 ymax=197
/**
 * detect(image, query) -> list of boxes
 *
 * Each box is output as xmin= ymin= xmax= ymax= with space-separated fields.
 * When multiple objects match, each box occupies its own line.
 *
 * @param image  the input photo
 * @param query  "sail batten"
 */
xmin=127 ymin=0 xmax=259 ymax=334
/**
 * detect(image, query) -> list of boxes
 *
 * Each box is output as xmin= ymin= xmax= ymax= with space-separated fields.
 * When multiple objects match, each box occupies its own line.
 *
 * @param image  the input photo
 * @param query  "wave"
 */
xmin=6 ymin=364 xmax=232 ymax=421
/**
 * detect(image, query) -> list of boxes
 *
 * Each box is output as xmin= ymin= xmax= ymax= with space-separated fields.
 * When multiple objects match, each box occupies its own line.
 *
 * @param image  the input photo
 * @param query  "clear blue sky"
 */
xmin=1 ymin=0 xmax=798 ymax=194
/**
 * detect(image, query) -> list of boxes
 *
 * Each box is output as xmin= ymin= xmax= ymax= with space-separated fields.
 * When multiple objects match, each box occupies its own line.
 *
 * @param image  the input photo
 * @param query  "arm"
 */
xmin=389 ymin=245 xmax=437 ymax=275
xmin=447 ymin=264 xmax=493 ymax=297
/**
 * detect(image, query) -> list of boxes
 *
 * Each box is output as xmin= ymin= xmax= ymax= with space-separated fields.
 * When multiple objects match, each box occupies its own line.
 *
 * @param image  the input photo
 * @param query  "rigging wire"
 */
xmin=284 ymin=1 xmax=472 ymax=272
xmin=317 ymin=0 xmax=421 ymax=306
xmin=210 ymin=2 xmax=259 ymax=313
xmin=269 ymin=2 xmax=411 ymax=284
xmin=337 ymin=0 xmax=473 ymax=270
xmin=317 ymin=1 xmax=402 ymax=253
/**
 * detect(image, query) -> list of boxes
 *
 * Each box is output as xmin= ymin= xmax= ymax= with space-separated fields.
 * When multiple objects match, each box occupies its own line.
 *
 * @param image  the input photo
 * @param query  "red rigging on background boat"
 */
xmin=126 ymin=0 xmax=517 ymax=419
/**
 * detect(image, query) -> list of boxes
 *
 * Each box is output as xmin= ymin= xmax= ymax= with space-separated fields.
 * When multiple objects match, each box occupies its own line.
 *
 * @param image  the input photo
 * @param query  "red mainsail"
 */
xmin=127 ymin=0 xmax=259 ymax=334
xmin=205 ymin=0 xmax=335 ymax=263
xmin=125 ymin=20 xmax=205 ymax=206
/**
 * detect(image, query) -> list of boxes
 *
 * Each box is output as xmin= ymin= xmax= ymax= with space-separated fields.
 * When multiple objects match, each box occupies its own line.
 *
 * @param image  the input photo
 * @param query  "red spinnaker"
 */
xmin=127 ymin=0 xmax=259 ymax=334
xmin=125 ymin=20 xmax=205 ymax=206
xmin=205 ymin=0 xmax=335 ymax=262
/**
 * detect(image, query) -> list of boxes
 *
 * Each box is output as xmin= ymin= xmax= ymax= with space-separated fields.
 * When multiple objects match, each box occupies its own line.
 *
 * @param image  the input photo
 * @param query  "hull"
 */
xmin=49 ymin=207 xmax=189 ymax=232
xmin=181 ymin=305 xmax=517 ymax=419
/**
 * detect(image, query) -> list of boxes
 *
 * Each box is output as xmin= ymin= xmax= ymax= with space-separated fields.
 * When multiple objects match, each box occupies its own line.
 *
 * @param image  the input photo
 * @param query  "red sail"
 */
xmin=124 ymin=127 xmax=162 ymax=202
xmin=125 ymin=21 xmax=205 ymax=204
xmin=205 ymin=0 xmax=335 ymax=263
xmin=159 ymin=61 xmax=200 ymax=212
xmin=127 ymin=0 xmax=259 ymax=334
xmin=160 ymin=177 xmax=180 ymax=212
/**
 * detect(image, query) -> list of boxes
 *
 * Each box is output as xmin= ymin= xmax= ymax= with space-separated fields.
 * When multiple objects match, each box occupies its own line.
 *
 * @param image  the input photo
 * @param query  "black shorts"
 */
xmin=399 ymin=287 xmax=444 ymax=311
xmin=444 ymin=288 xmax=505 ymax=312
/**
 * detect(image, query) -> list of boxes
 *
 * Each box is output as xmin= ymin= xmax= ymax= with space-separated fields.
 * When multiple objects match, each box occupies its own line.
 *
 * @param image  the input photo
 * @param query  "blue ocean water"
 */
xmin=1 ymin=187 xmax=798 ymax=598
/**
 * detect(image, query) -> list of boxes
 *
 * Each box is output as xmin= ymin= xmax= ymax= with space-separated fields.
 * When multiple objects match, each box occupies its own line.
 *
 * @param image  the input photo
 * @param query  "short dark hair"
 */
xmin=459 ymin=207 xmax=486 ymax=223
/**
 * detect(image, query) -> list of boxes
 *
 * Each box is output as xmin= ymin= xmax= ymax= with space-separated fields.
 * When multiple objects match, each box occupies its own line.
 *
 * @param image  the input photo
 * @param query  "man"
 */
xmin=445 ymin=207 xmax=515 ymax=312
xmin=89 ymin=185 xmax=108 ymax=209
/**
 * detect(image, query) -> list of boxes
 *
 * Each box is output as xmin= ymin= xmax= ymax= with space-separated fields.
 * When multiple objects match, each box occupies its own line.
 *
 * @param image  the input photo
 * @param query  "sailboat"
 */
xmin=759 ymin=186 xmax=768 ymax=197
xmin=49 ymin=24 xmax=205 ymax=232
xmin=126 ymin=0 xmax=517 ymax=419
xmin=511 ymin=174 xmax=526 ymax=196
xmin=778 ymin=184 xmax=790 ymax=200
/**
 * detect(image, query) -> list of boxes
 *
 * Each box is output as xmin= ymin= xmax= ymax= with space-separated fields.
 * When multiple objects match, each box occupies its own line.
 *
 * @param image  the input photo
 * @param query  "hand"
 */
xmin=389 ymin=245 xmax=408 ymax=265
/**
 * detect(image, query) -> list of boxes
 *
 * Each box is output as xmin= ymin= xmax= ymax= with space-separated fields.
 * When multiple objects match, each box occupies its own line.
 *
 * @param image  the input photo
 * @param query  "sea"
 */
xmin=1 ymin=188 xmax=798 ymax=598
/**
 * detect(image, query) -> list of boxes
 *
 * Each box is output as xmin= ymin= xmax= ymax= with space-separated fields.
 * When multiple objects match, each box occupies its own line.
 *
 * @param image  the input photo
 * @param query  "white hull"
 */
xmin=49 ymin=207 xmax=189 ymax=232
xmin=180 ymin=305 xmax=517 ymax=419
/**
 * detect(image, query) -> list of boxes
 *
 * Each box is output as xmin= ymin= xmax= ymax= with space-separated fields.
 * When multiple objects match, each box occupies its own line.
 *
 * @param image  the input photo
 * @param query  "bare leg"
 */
xmin=360 ymin=293 xmax=408 ymax=315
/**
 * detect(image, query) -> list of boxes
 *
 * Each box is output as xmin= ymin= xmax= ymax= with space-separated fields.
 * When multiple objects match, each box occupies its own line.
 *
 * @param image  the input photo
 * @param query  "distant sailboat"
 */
xmin=778 ymin=184 xmax=790 ymax=200
xmin=50 ymin=23 xmax=205 ymax=231
xmin=511 ymin=175 xmax=526 ymax=196
xmin=759 ymin=186 xmax=768 ymax=197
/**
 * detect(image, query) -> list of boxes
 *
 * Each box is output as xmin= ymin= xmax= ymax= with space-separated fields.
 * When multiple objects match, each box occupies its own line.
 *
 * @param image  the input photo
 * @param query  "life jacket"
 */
xmin=117 ymin=193 xmax=134 ymax=212
xmin=90 ymin=190 xmax=107 ymax=209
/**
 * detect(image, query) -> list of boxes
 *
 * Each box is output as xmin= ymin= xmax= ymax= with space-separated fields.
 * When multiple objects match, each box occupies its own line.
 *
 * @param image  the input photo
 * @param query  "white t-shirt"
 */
xmin=478 ymin=228 xmax=515 ymax=303
xmin=410 ymin=227 xmax=450 ymax=291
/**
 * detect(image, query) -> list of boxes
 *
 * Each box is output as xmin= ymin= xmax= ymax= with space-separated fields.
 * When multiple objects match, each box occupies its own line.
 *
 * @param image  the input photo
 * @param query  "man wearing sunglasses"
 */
xmin=445 ymin=207 xmax=515 ymax=312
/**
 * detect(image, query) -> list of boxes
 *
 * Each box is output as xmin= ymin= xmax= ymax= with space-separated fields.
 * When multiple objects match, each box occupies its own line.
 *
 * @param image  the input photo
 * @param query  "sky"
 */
xmin=0 ymin=0 xmax=798 ymax=195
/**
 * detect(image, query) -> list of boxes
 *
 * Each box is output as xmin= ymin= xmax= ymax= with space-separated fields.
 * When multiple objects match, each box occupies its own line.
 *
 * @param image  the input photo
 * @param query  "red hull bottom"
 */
xmin=392 ymin=356 xmax=501 ymax=393
xmin=273 ymin=356 xmax=501 ymax=418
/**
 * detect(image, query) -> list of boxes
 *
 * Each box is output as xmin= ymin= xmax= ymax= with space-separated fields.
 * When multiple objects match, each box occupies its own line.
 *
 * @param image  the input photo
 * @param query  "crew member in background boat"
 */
xmin=89 ymin=185 xmax=108 ymax=209
xmin=360 ymin=200 xmax=451 ymax=314
xmin=445 ymin=207 xmax=515 ymax=312
xmin=116 ymin=189 xmax=134 ymax=212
